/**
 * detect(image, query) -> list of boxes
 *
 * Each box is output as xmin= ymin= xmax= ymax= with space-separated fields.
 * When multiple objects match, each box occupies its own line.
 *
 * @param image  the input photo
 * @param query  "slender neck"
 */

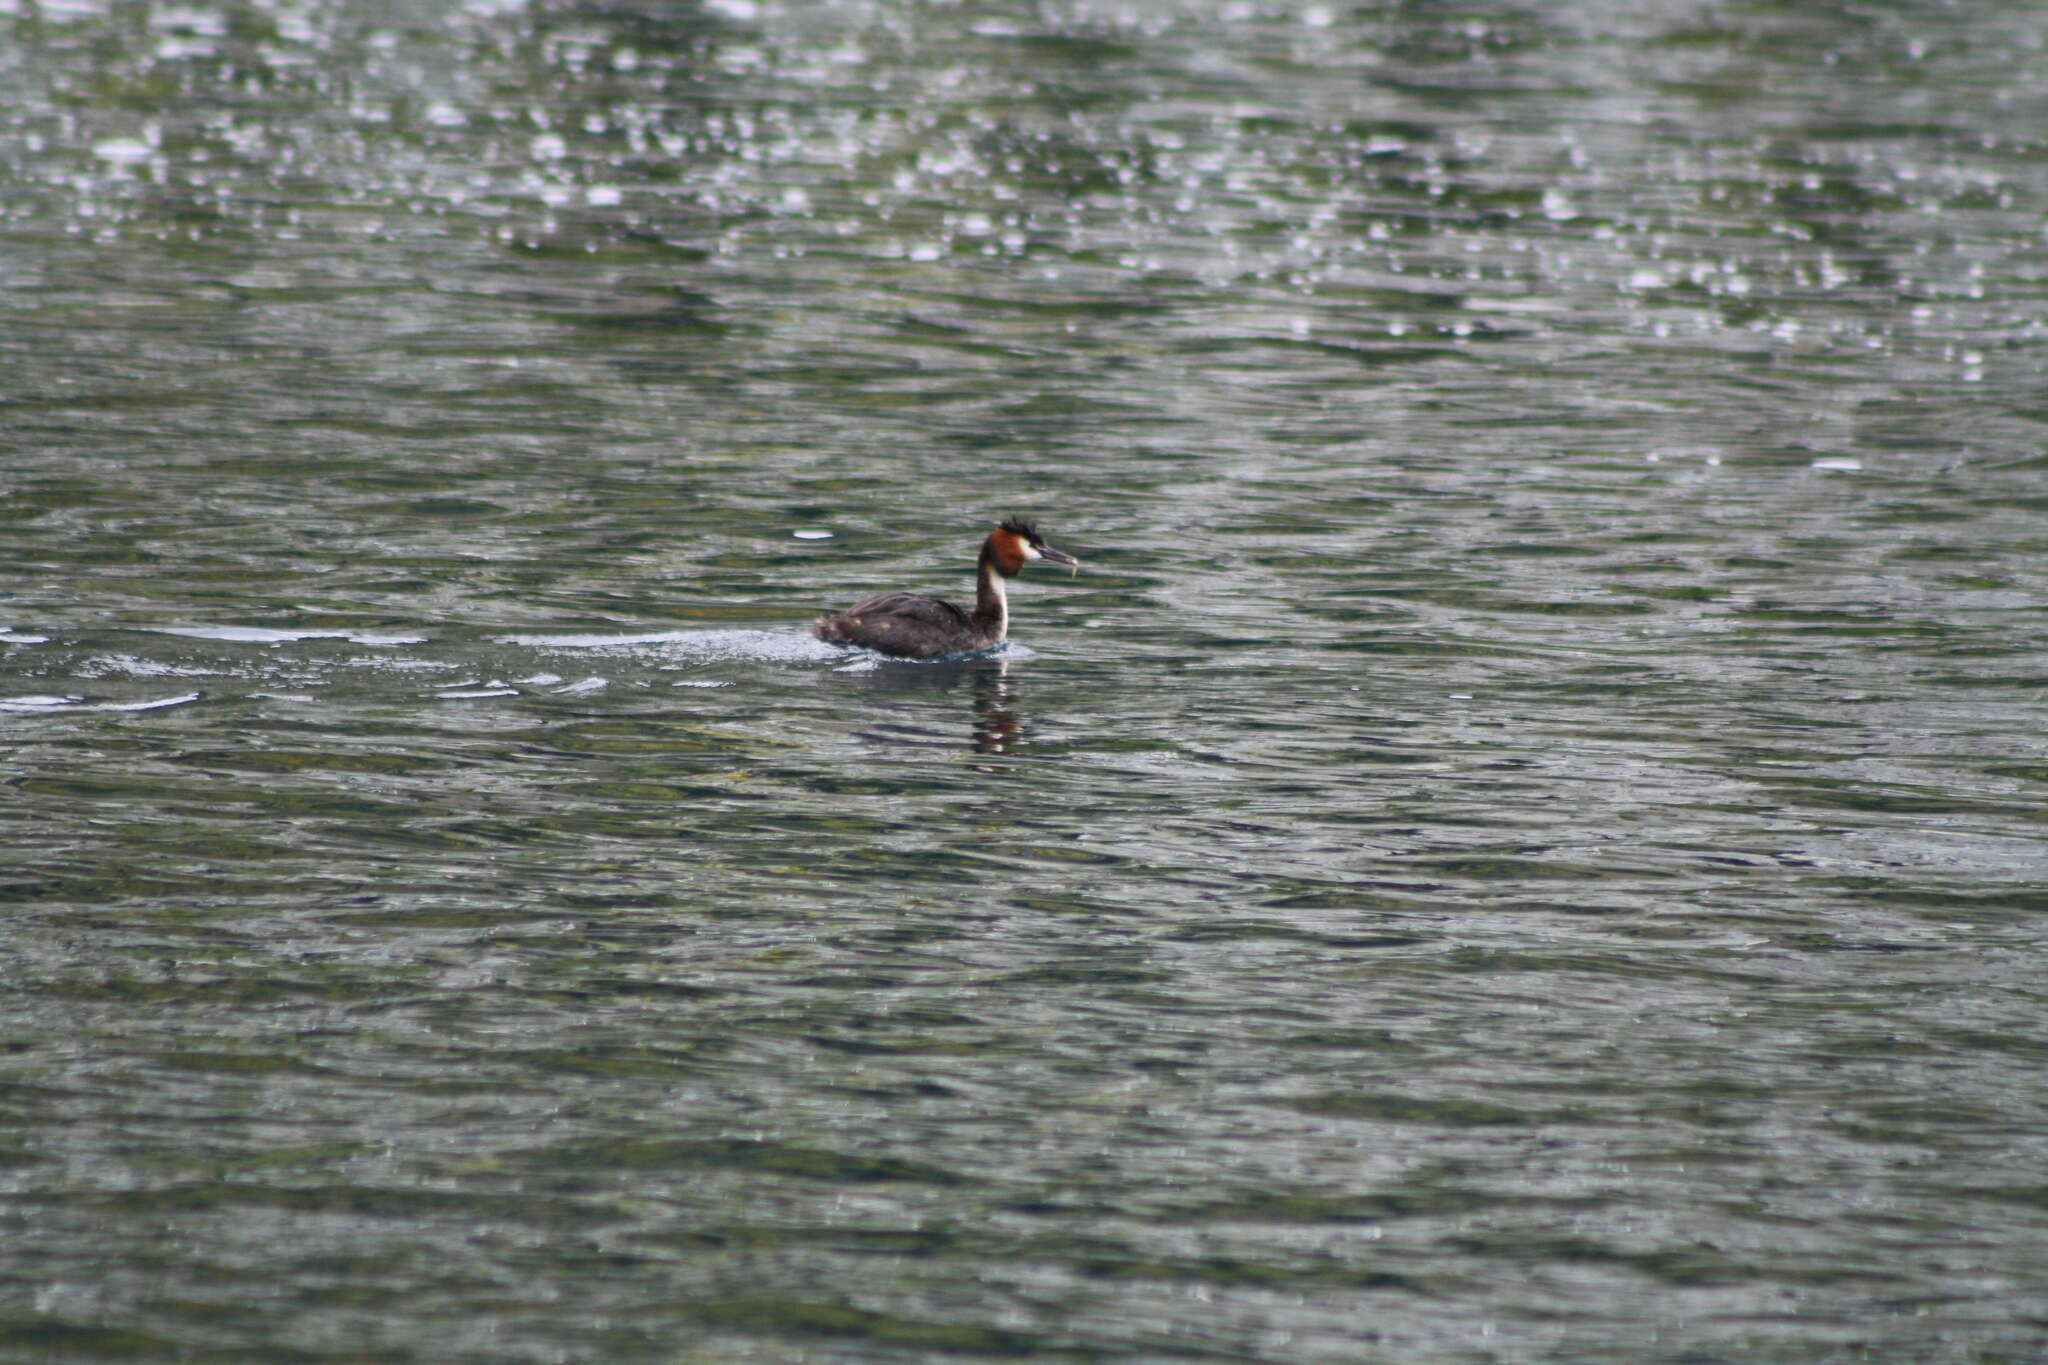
xmin=974 ymin=543 xmax=1009 ymax=637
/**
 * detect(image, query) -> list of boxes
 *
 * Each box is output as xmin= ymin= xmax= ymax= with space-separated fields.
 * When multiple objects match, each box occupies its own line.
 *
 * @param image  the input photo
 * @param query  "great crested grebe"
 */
xmin=814 ymin=518 xmax=1080 ymax=659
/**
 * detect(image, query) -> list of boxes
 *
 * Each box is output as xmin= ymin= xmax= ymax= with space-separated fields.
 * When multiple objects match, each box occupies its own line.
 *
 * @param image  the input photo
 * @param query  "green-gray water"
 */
xmin=4 ymin=2 xmax=2046 ymax=1360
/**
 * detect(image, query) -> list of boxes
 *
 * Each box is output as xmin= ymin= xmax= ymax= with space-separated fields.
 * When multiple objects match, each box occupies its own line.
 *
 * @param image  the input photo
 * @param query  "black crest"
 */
xmin=998 ymin=516 xmax=1040 ymax=542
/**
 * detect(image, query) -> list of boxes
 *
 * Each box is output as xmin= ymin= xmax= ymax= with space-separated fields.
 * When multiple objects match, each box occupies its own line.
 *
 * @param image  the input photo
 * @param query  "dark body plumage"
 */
xmin=815 ymin=519 xmax=1078 ymax=659
xmin=818 ymin=590 xmax=986 ymax=659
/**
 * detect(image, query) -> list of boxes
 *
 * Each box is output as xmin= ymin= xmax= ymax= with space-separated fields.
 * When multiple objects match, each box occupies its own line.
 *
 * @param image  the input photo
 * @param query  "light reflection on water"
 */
xmin=4 ymin=0 xmax=2048 ymax=1361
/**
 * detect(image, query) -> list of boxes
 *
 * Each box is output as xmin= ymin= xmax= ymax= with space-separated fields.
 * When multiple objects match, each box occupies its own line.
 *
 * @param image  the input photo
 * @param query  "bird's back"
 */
xmin=814 ymin=591 xmax=986 ymax=658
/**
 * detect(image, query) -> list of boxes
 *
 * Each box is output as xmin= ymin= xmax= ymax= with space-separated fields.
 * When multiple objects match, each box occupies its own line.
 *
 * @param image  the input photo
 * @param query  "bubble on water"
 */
xmin=92 ymin=137 xmax=157 ymax=166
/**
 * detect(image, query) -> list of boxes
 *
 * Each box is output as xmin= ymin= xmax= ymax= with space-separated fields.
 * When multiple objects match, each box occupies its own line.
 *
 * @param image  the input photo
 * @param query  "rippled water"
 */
xmin=5 ymin=1 xmax=2048 ymax=1360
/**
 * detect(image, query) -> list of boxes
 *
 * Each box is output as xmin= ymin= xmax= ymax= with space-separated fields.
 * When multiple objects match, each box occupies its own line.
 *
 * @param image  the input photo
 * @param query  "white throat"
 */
xmin=989 ymin=573 xmax=1008 ymax=632
xmin=980 ymin=564 xmax=1009 ymax=636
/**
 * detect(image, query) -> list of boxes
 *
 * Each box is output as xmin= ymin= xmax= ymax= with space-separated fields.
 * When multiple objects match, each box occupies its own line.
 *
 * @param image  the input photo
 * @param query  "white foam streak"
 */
xmin=155 ymin=625 xmax=427 ymax=646
xmin=499 ymin=628 xmax=845 ymax=663
xmin=0 ymin=691 xmax=202 ymax=712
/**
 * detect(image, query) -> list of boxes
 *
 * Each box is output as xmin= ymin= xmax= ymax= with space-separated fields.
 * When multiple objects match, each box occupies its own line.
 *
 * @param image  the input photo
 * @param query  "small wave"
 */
xmin=831 ymin=641 xmax=1029 ymax=669
xmin=77 ymin=655 xmax=221 ymax=680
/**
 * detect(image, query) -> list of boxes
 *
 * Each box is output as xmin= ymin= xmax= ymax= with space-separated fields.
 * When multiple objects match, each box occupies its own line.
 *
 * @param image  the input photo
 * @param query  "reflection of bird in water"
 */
xmin=968 ymin=666 xmax=1023 ymax=755
xmin=815 ymin=518 xmax=1079 ymax=659
xmin=840 ymin=657 xmax=1030 ymax=755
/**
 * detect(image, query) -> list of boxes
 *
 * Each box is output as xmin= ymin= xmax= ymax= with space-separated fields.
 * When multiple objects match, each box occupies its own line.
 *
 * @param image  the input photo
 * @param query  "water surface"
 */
xmin=4 ymin=1 xmax=2047 ymax=1360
